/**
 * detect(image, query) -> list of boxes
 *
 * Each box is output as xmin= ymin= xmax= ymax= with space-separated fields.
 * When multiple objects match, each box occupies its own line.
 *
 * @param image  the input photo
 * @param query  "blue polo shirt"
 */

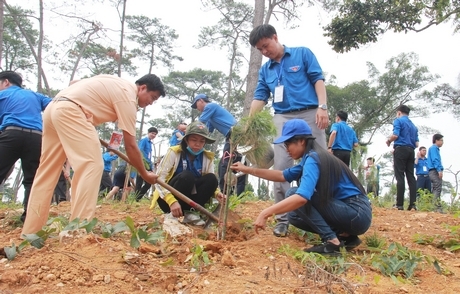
xmin=392 ymin=115 xmax=418 ymax=148
xmin=138 ymin=137 xmax=153 ymax=170
xmin=414 ymin=157 xmax=429 ymax=175
xmin=199 ymin=103 xmax=236 ymax=137
xmin=169 ymin=129 xmax=184 ymax=146
xmin=282 ymin=152 xmax=364 ymax=200
xmin=103 ymin=152 xmax=118 ymax=172
xmin=0 ymin=85 xmax=51 ymax=131
xmin=330 ymin=121 xmax=358 ymax=151
xmin=427 ymin=145 xmax=443 ymax=172
xmin=253 ymin=46 xmax=324 ymax=114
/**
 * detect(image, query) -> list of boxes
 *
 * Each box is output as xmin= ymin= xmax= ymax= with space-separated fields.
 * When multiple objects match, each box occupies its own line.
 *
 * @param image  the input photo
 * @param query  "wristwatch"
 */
xmin=319 ymin=104 xmax=328 ymax=110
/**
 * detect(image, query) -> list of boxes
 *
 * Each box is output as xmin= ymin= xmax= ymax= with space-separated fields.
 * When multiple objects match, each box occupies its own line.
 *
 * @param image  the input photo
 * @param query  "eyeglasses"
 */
xmin=284 ymin=141 xmax=293 ymax=149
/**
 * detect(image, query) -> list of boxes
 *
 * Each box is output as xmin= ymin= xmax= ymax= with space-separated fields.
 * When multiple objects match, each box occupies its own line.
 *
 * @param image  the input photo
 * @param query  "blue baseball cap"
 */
xmin=273 ymin=119 xmax=313 ymax=144
xmin=191 ymin=93 xmax=210 ymax=109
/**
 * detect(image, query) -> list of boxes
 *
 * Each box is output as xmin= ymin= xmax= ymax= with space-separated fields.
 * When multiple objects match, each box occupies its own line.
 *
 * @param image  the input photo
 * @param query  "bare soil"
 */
xmin=1 ymin=200 xmax=460 ymax=294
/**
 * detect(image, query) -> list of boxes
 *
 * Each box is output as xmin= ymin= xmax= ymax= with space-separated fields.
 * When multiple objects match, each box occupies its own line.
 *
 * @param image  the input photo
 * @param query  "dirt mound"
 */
xmin=1 ymin=201 xmax=460 ymax=293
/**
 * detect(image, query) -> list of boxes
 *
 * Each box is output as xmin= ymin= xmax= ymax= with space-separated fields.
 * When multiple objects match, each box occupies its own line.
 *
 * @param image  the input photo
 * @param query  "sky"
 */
xmin=5 ymin=0 xmax=460 ymax=201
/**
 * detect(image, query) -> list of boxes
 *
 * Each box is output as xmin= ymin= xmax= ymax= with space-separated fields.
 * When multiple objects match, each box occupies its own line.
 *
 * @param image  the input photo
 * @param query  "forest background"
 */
xmin=2 ymin=0 xmax=460 ymax=204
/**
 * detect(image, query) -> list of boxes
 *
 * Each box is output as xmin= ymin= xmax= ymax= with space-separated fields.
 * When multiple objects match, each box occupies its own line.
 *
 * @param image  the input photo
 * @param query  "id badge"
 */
xmin=274 ymin=85 xmax=284 ymax=103
xmin=423 ymin=166 xmax=427 ymax=172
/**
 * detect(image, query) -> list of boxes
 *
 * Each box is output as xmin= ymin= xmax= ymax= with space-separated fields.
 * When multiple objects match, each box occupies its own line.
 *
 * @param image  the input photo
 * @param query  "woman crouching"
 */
xmin=151 ymin=121 xmax=223 ymax=226
xmin=231 ymin=119 xmax=372 ymax=254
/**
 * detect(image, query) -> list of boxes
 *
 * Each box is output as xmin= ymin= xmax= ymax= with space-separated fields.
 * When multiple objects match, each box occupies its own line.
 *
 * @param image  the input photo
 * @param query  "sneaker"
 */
xmin=338 ymin=235 xmax=362 ymax=251
xmin=392 ymin=204 xmax=404 ymax=210
xmin=273 ymin=223 xmax=288 ymax=237
xmin=182 ymin=212 xmax=205 ymax=226
xmin=304 ymin=241 xmax=345 ymax=255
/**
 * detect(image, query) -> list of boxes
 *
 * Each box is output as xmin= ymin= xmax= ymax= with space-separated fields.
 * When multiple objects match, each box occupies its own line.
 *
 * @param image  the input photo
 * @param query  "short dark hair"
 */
xmin=336 ymin=111 xmax=348 ymax=122
xmin=0 ymin=71 xmax=23 ymax=87
xmin=148 ymin=127 xmax=158 ymax=134
xmin=135 ymin=74 xmax=166 ymax=97
xmin=397 ymin=104 xmax=410 ymax=115
xmin=249 ymin=24 xmax=277 ymax=47
xmin=432 ymin=133 xmax=443 ymax=144
xmin=419 ymin=146 xmax=426 ymax=151
xmin=366 ymin=157 xmax=375 ymax=162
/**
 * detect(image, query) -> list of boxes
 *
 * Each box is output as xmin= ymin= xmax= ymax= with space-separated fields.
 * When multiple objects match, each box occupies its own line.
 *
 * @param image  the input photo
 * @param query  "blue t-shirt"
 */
xmin=330 ymin=121 xmax=358 ymax=151
xmin=199 ymin=103 xmax=236 ymax=136
xmin=0 ymin=86 xmax=52 ymax=131
xmin=138 ymin=137 xmax=153 ymax=169
xmin=103 ymin=152 xmax=118 ymax=172
xmin=169 ymin=129 xmax=184 ymax=146
xmin=282 ymin=152 xmax=364 ymax=200
xmin=427 ymin=145 xmax=443 ymax=172
xmin=392 ymin=115 xmax=418 ymax=148
xmin=414 ymin=157 xmax=429 ymax=175
xmin=174 ymin=152 xmax=204 ymax=178
xmin=254 ymin=46 xmax=325 ymax=114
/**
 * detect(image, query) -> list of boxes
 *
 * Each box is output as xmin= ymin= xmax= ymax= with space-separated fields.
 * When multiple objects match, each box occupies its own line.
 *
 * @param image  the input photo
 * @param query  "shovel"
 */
xmin=99 ymin=139 xmax=219 ymax=223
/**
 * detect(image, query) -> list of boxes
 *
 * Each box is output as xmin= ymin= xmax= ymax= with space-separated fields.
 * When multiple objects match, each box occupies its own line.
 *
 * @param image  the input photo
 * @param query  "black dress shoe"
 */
xmin=407 ymin=205 xmax=417 ymax=211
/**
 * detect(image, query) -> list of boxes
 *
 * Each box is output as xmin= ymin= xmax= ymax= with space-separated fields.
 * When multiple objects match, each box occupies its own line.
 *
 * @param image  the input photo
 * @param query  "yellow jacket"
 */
xmin=150 ymin=145 xmax=220 ymax=209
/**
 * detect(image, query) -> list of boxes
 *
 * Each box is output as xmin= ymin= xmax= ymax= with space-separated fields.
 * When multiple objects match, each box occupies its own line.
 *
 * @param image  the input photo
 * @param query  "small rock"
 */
xmin=268 ymin=255 xmax=275 ymax=261
xmin=56 ymin=282 xmax=65 ymax=287
xmin=114 ymin=271 xmax=127 ymax=280
xmin=167 ymin=284 xmax=174 ymax=291
xmin=137 ymin=274 xmax=149 ymax=281
xmin=44 ymin=274 xmax=57 ymax=282
xmin=221 ymin=250 xmax=236 ymax=267
xmin=203 ymin=279 xmax=210 ymax=285
xmin=138 ymin=244 xmax=161 ymax=254
xmin=0 ymin=258 xmax=7 ymax=263
xmin=92 ymin=274 xmax=104 ymax=282
xmin=104 ymin=275 xmax=111 ymax=284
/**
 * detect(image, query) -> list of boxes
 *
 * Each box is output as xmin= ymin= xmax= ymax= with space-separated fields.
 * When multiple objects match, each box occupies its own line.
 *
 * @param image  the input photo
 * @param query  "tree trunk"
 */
xmin=12 ymin=168 xmax=23 ymax=203
xmin=69 ymin=26 xmax=99 ymax=82
xmin=138 ymin=108 xmax=146 ymax=141
xmin=5 ymin=1 xmax=51 ymax=93
xmin=117 ymin=0 xmax=127 ymax=77
xmin=243 ymin=0 xmax=265 ymax=115
xmin=37 ymin=0 xmax=44 ymax=93
xmin=0 ymin=0 xmax=4 ymax=68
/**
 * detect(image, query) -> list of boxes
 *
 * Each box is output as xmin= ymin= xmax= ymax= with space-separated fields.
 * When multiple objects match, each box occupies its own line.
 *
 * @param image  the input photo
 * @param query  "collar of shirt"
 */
xmin=268 ymin=45 xmax=292 ymax=68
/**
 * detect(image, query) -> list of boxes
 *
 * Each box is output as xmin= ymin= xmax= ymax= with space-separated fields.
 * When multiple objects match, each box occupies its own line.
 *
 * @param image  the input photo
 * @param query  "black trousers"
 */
xmin=157 ymin=171 xmax=218 ymax=213
xmin=135 ymin=174 xmax=152 ymax=201
xmin=99 ymin=170 xmax=113 ymax=193
xmin=0 ymin=129 xmax=42 ymax=216
xmin=332 ymin=149 xmax=351 ymax=167
xmin=219 ymin=140 xmax=247 ymax=196
xmin=53 ymin=171 xmax=67 ymax=203
xmin=393 ymin=146 xmax=416 ymax=207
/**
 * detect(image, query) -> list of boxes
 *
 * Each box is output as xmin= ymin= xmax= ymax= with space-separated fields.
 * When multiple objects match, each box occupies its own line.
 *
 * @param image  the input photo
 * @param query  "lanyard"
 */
xmin=276 ymin=58 xmax=284 ymax=86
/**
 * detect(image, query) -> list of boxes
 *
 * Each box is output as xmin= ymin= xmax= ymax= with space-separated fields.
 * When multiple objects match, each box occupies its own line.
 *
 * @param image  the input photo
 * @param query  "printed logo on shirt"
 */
xmin=289 ymin=66 xmax=301 ymax=72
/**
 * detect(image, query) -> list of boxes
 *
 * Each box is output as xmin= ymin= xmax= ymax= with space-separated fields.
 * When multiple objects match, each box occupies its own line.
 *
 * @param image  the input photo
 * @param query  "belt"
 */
xmin=54 ymin=97 xmax=81 ymax=107
xmin=394 ymin=145 xmax=414 ymax=149
xmin=4 ymin=126 xmax=42 ymax=135
xmin=277 ymin=106 xmax=318 ymax=114
xmin=417 ymin=174 xmax=429 ymax=177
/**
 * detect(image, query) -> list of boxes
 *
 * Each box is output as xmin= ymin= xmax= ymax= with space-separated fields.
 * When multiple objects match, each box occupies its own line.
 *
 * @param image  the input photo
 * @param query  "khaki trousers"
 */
xmin=22 ymin=100 xmax=103 ymax=234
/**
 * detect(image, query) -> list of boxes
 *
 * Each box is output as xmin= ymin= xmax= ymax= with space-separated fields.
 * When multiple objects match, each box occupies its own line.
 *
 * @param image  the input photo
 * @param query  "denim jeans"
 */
xmin=416 ymin=174 xmax=431 ymax=199
xmin=286 ymin=187 xmax=372 ymax=242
